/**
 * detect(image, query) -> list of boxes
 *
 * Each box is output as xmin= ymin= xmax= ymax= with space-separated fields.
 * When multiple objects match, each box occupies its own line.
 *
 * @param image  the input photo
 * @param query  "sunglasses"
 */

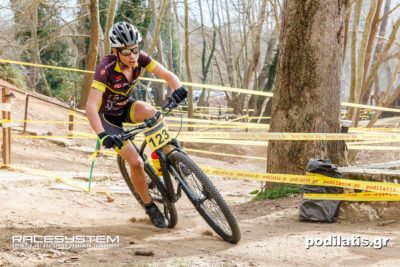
xmin=118 ymin=47 xmax=140 ymax=56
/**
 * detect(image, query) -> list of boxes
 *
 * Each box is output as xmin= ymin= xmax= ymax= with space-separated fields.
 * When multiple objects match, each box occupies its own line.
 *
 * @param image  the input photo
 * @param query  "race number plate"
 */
xmin=143 ymin=120 xmax=173 ymax=151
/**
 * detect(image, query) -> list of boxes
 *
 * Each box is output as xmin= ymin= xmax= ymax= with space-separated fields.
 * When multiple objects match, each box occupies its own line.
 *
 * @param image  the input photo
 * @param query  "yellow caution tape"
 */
xmin=2 ymin=58 xmax=400 ymax=114
xmin=0 ymin=58 xmax=95 ymax=74
xmin=4 ymin=162 xmax=400 ymax=201
xmin=184 ymin=105 xmax=232 ymax=111
xmin=176 ymin=132 xmax=400 ymax=141
xmin=197 ymin=115 xmax=250 ymax=131
xmin=165 ymin=116 xmax=261 ymax=126
xmin=193 ymin=113 xmax=224 ymax=118
xmin=200 ymin=166 xmax=400 ymax=194
xmin=168 ymin=124 xmax=268 ymax=129
xmin=1 ymin=119 xmax=88 ymax=125
xmin=178 ymin=138 xmax=268 ymax=146
xmin=98 ymin=150 xmax=118 ymax=157
xmin=140 ymin=77 xmax=274 ymax=97
xmin=341 ymin=102 xmax=400 ymax=113
xmin=0 ymin=164 xmax=117 ymax=195
xmin=71 ymin=131 xmax=96 ymax=137
xmin=346 ymin=140 xmax=400 ymax=146
xmin=184 ymin=148 xmax=267 ymax=160
xmin=346 ymin=145 xmax=400 ymax=151
xmin=90 ymin=149 xmax=99 ymax=161
xmin=183 ymin=105 xmax=255 ymax=112
xmin=75 ymin=113 xmax=89 ymax=121
xmin=14 ymin=135 xmax=94 ymax=139
xmin=349 ymin=127 xmax=400 ymax=133
xmin=247 ymin=116 xmax=271 ymax=119
xmin=55 ymin=176 xmax=92 ymax=192
xmin=304 ymin=192 xmax=400 ymax=201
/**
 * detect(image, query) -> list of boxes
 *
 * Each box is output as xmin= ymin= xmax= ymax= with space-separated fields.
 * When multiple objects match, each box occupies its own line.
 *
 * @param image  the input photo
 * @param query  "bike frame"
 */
xmin=133 ymin=136 xmax=203 ymax=206
xmin=121 ymin=103 xmax=202 ymax=206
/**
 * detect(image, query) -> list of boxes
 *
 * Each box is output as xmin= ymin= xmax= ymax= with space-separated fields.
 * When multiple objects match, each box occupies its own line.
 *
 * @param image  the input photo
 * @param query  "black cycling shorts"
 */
xmin=99 ymin=99 xmax=138 ymax=136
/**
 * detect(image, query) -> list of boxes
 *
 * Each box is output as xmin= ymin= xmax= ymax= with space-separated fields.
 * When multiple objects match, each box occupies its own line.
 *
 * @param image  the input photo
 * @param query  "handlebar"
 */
xmin=120 ymin=99 xmax=178 ymax=142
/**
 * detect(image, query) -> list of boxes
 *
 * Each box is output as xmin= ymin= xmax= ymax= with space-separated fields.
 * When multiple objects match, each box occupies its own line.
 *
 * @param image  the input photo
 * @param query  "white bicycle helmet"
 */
xmin=109 ymin=22 xmax=142 ymax=48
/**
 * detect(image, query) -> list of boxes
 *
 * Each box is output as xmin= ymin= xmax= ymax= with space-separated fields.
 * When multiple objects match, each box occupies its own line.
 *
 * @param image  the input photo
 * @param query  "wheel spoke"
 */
xmin=176 ymin=162 xmax=232 ymax=235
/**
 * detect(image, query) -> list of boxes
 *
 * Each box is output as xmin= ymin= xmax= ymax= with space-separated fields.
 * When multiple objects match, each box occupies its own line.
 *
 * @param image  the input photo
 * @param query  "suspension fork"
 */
xmin=157 ymin=149 xmax=181 ymax=203
xmin=160 ymin=146 xmax=202 ymax=205
xmin=164 ymin=161 xmax=201 ymax=205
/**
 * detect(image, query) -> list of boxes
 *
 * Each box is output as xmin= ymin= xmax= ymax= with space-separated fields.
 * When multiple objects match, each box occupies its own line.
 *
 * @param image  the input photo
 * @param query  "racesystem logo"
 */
xmin=12 ymin=235 xmax=120 ymax=249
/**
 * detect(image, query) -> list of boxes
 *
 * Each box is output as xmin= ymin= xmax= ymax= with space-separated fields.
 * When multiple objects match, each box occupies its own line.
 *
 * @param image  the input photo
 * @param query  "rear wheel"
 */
xmin=169 ymin=151 xmax=241 ymax=243
xmin=117 ymin=155 xmax=178 ymax=228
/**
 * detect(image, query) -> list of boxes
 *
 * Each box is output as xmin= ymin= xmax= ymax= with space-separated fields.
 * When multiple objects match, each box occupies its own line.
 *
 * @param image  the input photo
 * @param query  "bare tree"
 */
xmin=76 ymin=0 xmax=89 ymax=69
xmin=371 ymin=0 xmax=392 ymax=104
xmin=79 ymin=0 xmax=99 ymax=108
xmin=267 ymin=0 xmax=347 ymax=176
xmin=104 ymin=0 xmax=119 ymax=55
xmin=213 ymin=0 xmax=269 ymax=114
xmin=146 ymin=0 xmax=168 ymax=106
xmin=184 ymin=0 xmax=194 ymax=122
xmin=24 ymin=0 xmax=51 ymax=95
xmin=197 ymin=0 xmax=217 ymax=106
xmin=347 ymin=0 xmax=400 ymax=127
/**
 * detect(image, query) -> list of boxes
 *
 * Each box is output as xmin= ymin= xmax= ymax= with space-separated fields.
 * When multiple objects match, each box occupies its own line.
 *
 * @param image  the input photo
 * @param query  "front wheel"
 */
xmin=117 ymin=155 xmax=178 ymax=228
xmin=169 ymin=151 xmax=241 ymax=244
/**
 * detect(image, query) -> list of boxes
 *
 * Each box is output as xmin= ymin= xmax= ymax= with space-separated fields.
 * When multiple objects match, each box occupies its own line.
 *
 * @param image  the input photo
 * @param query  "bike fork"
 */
xmin=167 ymin=166 xmax=204 ymax=207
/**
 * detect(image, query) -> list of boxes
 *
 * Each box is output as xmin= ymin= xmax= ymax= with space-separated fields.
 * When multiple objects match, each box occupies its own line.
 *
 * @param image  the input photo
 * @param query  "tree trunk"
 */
xmin=249 ymin=26 xmax=278 ymax=113
xmin=184 ymin=0 xmax=193 ymax=125
xmin=104 ymin=0 xmax=119 ymax=55
xmin=153 ymin=34 xmax=165 ymax=106
xmin=166 ymin=0 xmax=173 ymax=97
xmin=370 ymin=0 xmax=391 ymax=103
xmin=352 ymin=0 xmax=378 ymax=126
xmin=98 ymin=18 xmax=105 ymax=59
xmin=198 ymin=0 xmax=217 ymax=106
xmin=267 ymin=0 xmax=347 ymax=176
xmin=147 ymin=0 xmax=167 ymax=54
xmin=28 ymin=0 xmax=51 ymax=96
xmin=252 ymin=50 xmax=278 ymax=118
xmin=348 ymin=0 xmax=363 ymax=120
xmin=76 ymin=0 xmax=88 ymax=69
xmin=79 ymin=0 xmax=99 ymax=109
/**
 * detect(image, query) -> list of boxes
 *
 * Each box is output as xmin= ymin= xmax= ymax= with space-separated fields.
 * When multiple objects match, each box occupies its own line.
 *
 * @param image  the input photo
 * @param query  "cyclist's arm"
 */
xmin=85 ymin=88 xmax=105 ymax=135
xmin=151 ymin=63 xmax=182 ymax=91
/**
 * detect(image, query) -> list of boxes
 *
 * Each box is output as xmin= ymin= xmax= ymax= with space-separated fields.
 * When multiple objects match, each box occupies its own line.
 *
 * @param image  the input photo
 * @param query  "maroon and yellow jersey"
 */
xmin=91 ymin=51 xmax=157 ymax=114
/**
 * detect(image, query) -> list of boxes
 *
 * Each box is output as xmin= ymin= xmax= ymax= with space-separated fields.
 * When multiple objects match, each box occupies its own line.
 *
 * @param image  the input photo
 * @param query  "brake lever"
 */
xmin=162 ymin=98 xmax=178 ymax=112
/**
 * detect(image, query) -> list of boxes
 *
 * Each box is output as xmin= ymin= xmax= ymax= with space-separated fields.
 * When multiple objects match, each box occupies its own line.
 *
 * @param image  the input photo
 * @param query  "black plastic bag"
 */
xmin=299 ymin=159 xmax=343 ymax=222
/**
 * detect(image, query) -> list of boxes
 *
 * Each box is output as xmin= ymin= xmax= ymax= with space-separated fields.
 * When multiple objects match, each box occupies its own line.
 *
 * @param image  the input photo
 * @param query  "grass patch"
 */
xmin=251 ymin=184 xmax=303 ymax=200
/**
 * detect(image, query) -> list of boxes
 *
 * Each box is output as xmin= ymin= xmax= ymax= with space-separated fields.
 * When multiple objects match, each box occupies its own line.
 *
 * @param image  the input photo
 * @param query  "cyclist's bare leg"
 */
xmin=118 ymin=142 xmax=152 ymax=204
xmin=133 ymin=101 xmax=173 ymax=155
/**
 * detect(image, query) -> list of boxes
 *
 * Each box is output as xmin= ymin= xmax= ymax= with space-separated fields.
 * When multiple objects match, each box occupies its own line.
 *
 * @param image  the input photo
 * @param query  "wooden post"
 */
xmin=2 ymin=87 xmax=11 ymax=165
xmin=68 ymin=110 xmax=74 ymax=139
xmin=23 ymin=93 xmax=30 ymax=133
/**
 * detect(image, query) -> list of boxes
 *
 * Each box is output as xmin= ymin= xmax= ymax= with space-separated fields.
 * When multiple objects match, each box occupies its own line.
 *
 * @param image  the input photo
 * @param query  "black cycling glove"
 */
xmin=98 ymin=132 xmax=123 ymax=149
xmin=171 ymin=87 xmax=188 ymax=104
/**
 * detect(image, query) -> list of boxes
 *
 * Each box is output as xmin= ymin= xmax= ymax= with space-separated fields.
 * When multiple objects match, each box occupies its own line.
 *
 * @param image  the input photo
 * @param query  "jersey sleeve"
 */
xmin=91 ymin=60 xmax=108 ymax=92
xmin=138 ymin=51 xmax=158 ymax=72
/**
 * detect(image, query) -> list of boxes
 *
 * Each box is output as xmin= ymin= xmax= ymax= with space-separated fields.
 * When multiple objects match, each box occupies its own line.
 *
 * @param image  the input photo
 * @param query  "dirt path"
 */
xmin=1 ymin=171 xmax=399 ymax=267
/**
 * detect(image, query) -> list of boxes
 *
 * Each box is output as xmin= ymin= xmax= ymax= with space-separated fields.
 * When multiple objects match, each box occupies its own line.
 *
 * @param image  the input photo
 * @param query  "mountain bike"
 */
xmin=116 ymin=101 xmax=241 ymax=244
